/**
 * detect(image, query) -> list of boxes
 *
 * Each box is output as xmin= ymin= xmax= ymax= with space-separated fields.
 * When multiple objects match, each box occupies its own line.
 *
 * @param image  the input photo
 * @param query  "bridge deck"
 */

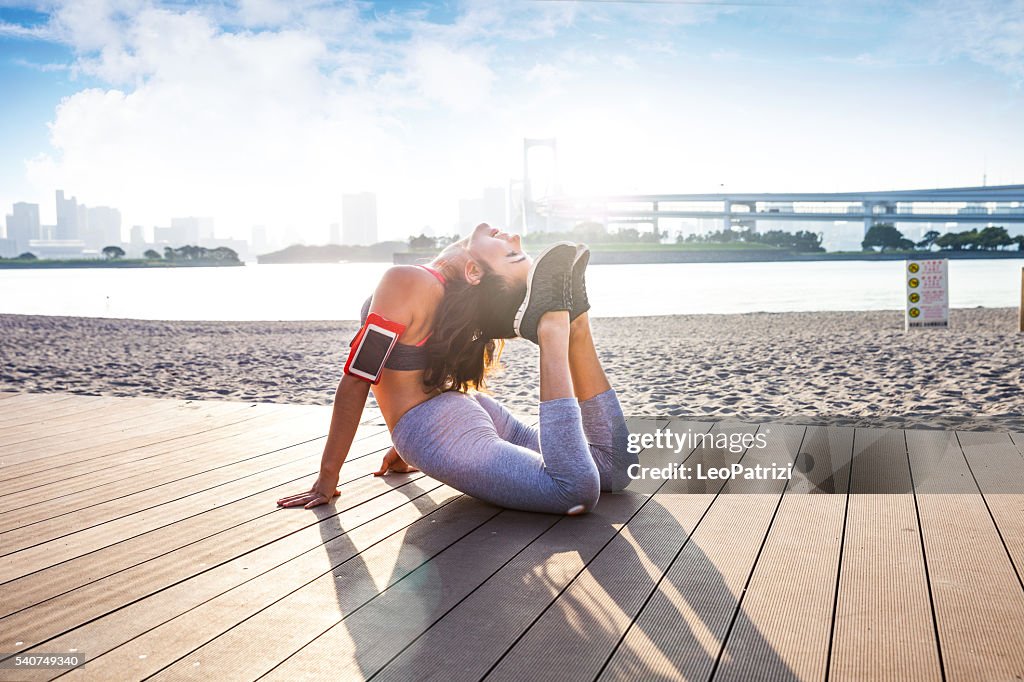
xmin=0 ymin=391 xmax=1022 ymax=681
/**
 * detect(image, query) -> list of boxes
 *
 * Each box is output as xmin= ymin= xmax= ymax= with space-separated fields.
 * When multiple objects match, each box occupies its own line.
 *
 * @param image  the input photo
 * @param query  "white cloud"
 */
xmin=912 ymin=0 xmax=1024 ymax=81
xmin=27 ymin=5 xmax=410 ymax=236
xmin=406 ymin=42 xmax=495 ymax=112
xmin=0 ymin=20 xmax=53 ymax=39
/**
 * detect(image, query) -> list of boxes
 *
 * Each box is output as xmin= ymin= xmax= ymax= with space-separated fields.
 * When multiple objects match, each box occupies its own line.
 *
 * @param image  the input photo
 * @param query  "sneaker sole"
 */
xmin=513 ymin=241 xmax=577 ymax=337
xmin=571 ymin=246 xmax=591 ymax=320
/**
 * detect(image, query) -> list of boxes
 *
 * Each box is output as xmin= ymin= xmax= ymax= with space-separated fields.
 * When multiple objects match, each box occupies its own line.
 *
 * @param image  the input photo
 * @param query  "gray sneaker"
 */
xmin=570 ymin=244 xmax=590 ymax=322
xmin=513 ymin=242 xmax=577 ymax=344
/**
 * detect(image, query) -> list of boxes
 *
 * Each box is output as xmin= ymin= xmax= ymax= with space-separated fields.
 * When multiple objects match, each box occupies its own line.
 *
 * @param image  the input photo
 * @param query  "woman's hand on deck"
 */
xmin=374 ymin=446 xmax=419 ymax=476
xmin=276 ymin=471 xmax=340 ymax=509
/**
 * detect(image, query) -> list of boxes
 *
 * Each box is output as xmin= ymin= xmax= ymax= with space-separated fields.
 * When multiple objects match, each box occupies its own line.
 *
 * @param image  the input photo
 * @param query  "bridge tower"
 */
xmin=517 ymin=138 xmax=558 ymax=234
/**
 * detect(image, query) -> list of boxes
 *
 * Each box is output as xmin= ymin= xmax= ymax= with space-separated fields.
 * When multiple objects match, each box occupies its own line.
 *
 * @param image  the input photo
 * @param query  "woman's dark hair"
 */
xmin=422 ymin=263 xmax=527 ymax=394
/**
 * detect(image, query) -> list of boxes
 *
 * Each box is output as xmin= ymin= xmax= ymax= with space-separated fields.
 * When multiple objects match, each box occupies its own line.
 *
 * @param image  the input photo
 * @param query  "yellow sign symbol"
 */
xmin=909 ymin=307 xmax=921 ymax=318
xmin=908 ymin=277 xmax=920 ymax=288
xmin=908 ymin=262 xmax=920 ymax=273
xmin=909 ymin=292 xmax=920 ymax=303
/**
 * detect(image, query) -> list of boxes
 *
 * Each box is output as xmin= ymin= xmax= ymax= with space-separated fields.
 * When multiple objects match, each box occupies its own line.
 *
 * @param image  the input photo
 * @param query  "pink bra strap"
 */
xmin=417 ymin=264 xmax=447 ymax=285
xmin=410 ymin=265 xmax=443 ymax=347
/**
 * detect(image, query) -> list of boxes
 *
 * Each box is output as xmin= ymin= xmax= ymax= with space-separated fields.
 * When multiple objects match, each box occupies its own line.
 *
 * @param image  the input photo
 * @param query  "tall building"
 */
xmin=153 ymin=226 xmax=174 ymax=244
xmin=481 ymin=187 xmax=507 ymax=227
xmin=251 ymin=225 xmax=269 ymax=254
xmin=168 ymin=216 xmax=214 ymax=246
xmin=55 ymin=190 xmax=83 ymax=240
xmin=4 ymin=202 xmax=41 ymax=252
xmin=198 ymin=217 xmax=215 ymax=243
xmin=458 ymin=187 xmax=507 ymax=236
xmin=342 ymin=193 xmax=378 ymax=246
xmin=130 ymin=225 xmax=146 ymax=247
xmin=457 ymin=198 xmax=482 ymax=237
xmin=85 ymin=206 xmax=122 ymax=250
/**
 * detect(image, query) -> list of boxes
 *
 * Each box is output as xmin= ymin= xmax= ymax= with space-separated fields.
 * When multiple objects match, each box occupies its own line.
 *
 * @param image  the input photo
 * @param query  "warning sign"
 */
xmin=905 ymin=258 xmax=948 ymax=330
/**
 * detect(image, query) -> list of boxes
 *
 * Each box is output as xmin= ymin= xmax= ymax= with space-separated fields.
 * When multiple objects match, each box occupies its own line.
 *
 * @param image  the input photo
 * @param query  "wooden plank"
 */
xmin=0 ymin=394 xmax=106 ymax=425
xmin=0 ymin=397 xmax=233 ymax=464
xmin=0 ymin=426 xmax=390 ymax=579
xmin=0 ymin=426 xmax=395 ymax=654
xmin=0 ymin=395 xmax=176 ymax=438
xmin=0 ymin=398 xmax=357 ymax=476
xmin=908 ymin=429 xmax=1024 ymax=680
xmin=486 ymin=424 xmax=803 ymax=682
xmin=1009 ymin=431 xmax=1023 ymax=456
xmin=160 ymin=418 xmax=681 ymax=681
xmin=0 ymin=402 xmax=235 ymax=476
xmin=828 ymin=427 xmax=942 ymax=681
xmin=19 ymin=481 xmax=468 ymax=682
xmin=0 ymin=408 xmax=332 ymax=529
xmin=0 ymin=393 xmax=91 ymax=421
xmin=0 ymin=404 xmax=290 ymax=490
xmin=713 ymin=425 xmax=853 ymax=682
xmin=957 ymin=431 xmax=1024 ymax=592
xmin=0 ymin=402 xmax=299 ymax=501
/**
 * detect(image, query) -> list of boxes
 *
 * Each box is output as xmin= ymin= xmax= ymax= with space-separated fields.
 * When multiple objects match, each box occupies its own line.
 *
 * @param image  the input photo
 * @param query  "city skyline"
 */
xmin=1 ymin=1 xmax=1024 ymax=244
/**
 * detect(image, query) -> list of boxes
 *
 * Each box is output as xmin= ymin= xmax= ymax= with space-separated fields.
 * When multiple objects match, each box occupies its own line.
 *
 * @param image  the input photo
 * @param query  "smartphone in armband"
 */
xmin=344 ymin=312 xmax=406 ymax=384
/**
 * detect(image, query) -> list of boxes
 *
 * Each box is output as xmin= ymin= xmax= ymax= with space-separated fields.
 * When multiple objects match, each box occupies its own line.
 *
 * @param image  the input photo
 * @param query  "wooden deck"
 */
xmin=0 ymin=391 xmax=1022 ymax=681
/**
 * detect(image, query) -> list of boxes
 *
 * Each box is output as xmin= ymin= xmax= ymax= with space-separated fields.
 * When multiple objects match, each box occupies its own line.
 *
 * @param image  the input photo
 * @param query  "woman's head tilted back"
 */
xmin=422 ymin=223 xmax=531 ymax=394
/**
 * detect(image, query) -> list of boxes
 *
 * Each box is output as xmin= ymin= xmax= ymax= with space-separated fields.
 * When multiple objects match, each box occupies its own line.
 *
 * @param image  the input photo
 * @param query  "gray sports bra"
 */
xmin=354 ymin=295 xmax=430 ymax=371
xmin=349 ymin=264 xmax=445 ymax=372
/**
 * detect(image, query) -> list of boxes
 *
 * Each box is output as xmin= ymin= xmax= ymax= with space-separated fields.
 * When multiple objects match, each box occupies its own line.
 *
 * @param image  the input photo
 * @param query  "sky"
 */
xmin=1 ymin=0 xmax=1023 ymax=244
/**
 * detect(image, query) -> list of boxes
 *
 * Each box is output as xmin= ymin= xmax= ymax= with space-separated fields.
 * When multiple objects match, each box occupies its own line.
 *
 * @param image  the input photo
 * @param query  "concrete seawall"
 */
xmin=394 ymin=249 xmax=1024 ymax=265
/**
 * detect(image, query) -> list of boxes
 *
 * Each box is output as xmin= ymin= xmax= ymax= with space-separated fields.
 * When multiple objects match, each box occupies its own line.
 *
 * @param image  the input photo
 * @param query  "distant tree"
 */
xmin=861 ymin=223 xmax=907 ymax=252
xmin=935 ymin=229 xmax=982 ymax=251
xmin=794 ymin=230 xmax=826 ymax=252
xmin=916 ymin=230 xmax=941 ymax=250
xmin=639 ymin=228 xmax=664 ymax=244
xmin=17 ymin=252 xmax=37 ymax=260
xmin=143 ymin=249 xmax=162 ymax=259
xmin=934 ymin=232 xmax=959 ymax=250
xmin=977 ymin=226 xmax=1013 ymax=250
xmin=614 ymin=227 xmax=641 ymax=243
xmin=408 ymin=233 xmax=437 ymax=250
xmin=164 ymin=246 xmax=175 ymax=260
xmin=208 ymin=246 xmax=240 ymax=263
xmin=1016 ymin=235 xmax=1024 ymax=252
xmin=102 ymin=245 xmax=125 ymax=260
xmin=571 ymin=221 xmax=608 ymax=242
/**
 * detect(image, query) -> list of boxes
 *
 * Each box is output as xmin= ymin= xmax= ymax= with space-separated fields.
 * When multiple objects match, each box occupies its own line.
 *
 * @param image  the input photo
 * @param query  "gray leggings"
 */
xmin=390 ymin=388 xmax=636 ymax=515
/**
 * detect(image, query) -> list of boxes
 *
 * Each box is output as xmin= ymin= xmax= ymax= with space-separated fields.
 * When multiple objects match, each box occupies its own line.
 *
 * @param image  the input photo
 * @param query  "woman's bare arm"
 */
xmin=277 ymin=374 xmax=370 ymax=508
xmin=277 ymin=266 xmax=422 ymax=509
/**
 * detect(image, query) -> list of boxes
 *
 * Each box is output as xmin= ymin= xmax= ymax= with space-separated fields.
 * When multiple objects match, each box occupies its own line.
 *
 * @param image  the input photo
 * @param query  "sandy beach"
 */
xmin=1 ymin=308 xmax=1021 ymax=431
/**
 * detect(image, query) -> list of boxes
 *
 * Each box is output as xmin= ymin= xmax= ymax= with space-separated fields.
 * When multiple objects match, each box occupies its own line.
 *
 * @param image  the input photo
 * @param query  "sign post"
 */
xmin=905 ymin=258 xmax=948 ymax=331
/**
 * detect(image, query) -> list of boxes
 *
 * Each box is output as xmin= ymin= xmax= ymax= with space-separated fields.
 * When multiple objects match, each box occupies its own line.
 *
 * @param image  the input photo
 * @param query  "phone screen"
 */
xmin=351 ymin=327 xmax=395 ymax=377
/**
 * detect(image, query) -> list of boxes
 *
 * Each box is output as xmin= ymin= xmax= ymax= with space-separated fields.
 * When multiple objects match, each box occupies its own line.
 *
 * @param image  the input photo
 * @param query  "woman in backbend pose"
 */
xmin=277 ymin=223 xmax=637 ymax=515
